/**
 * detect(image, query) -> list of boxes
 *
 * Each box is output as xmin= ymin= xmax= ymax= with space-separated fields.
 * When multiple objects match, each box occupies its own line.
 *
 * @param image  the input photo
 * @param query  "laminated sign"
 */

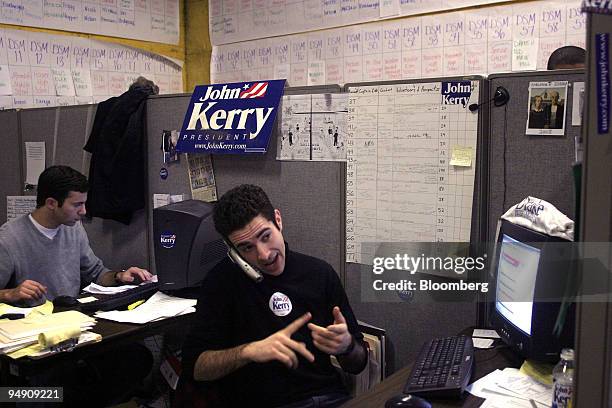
xmin=177 ymin=80 xmax=286 ymax=154
xmin=441 ymin=81 xmax=472 ymax=107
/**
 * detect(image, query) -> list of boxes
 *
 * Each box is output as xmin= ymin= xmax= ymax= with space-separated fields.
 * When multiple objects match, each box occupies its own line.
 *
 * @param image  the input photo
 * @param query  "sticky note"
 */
xmin=450 ymin=146 xmax=473 ymax=167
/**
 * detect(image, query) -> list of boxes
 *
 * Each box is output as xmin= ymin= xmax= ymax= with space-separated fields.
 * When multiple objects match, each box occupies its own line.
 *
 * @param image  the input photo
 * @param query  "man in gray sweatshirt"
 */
xmin=0 ymin=165 xmax=154 ymax=406
xmin=0 ymin=165 xmax=152 ymax=305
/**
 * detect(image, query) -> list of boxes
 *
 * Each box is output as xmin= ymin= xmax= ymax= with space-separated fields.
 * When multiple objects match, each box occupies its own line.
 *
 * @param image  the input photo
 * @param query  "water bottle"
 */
xmin=552 ymin=348 xmax=574 ymax=408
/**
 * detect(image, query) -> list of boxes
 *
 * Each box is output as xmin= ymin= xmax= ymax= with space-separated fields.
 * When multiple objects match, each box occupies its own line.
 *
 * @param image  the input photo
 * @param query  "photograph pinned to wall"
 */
xmin=311 ymin=93 xmax=347 ymax=161
xmin=162 ymin=130 xmax=180 ymax=163
xmin=526 ymin=81 xmax=568 ymax=136
xmin=187 ymin=154 xmax=217 ymax=202
xmin=278 ymin=94 xmax=311 ymax=160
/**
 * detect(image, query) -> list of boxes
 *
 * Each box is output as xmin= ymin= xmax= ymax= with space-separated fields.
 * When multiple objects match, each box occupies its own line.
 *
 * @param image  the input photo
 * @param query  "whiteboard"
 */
xmin=0 ymin=0 xmax=180 ymax=45
xmin=345 ymin=80 xmax=480 ymax=264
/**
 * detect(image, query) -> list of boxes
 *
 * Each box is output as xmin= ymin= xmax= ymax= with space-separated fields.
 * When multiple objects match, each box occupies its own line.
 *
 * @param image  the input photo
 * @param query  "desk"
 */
xmin=343 ymin=346 xmax=522 ymax=408
xmin=0 ymin=313 xmax=193 ymax=383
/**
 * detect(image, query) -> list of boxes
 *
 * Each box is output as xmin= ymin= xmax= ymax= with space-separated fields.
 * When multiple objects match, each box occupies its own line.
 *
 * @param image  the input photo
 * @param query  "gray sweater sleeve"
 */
xmin=77 ymin=224 xmax=110 ymax=285
xmin=0 ymin=243 xmax=14 ymax=289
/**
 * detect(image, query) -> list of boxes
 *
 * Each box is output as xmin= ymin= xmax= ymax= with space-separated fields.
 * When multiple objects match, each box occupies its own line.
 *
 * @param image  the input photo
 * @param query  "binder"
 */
xmin=358 ymin=320 xmax=386 ymax=382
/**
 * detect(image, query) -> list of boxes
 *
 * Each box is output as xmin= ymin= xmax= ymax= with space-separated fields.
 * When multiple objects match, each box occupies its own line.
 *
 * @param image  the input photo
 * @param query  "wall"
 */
xmin=185 ymin=0 xmax=212 ymax=88
xmin=0 ymin=0 xmax=186 ymax=109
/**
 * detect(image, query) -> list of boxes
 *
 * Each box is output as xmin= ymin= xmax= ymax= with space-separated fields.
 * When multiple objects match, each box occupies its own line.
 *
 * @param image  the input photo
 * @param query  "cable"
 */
xmin=502 ymin=104 xmax=508 ymax=211
xmin=475 ymin=342 xmax=510 ymax=364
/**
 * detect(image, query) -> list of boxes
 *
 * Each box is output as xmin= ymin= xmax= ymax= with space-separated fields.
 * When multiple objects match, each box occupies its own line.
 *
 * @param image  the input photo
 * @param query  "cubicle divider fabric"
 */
xmin=145 ymin=89 xmax=346 ymax=279
xmin=0 ymin=110 xmax=21 ymax=226
xmin=487 ymin=70 xmax=584 ymax=243
xmin=4 ymin=71 xmax=580 ymax=377
xmin=6 ymin=104 xmax=149 ymax=272
xmin=483 ymin=70 xmax=583 ymax=345
xmin=340 ymin=76 xmax=488 ymax=374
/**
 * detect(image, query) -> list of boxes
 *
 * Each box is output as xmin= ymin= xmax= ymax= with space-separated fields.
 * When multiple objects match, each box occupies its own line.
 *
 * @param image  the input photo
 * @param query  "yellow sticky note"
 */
xmin=450 ymin=146 xmax=473 ymax=167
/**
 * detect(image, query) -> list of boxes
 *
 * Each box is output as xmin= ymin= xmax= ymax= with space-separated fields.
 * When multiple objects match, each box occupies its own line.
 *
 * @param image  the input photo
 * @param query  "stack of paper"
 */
xmin=472 ymin=328 xmax=500 ymax=349
xmin=0 ymin=310 xmax=96 ymax=355
xmin=467 ymin=367 xmax=552 ymax=408
xmin=94 ymin=292 xmax=196 ymax=324
xmin=83 ymin=275 xmax=159 ymax=295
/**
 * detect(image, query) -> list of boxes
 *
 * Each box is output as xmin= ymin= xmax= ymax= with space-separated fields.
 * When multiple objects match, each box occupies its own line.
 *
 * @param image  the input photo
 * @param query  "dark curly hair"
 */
xmin=36 ymin=166 xmax=89 ymax=208
xmin=213 ymin=184 xmax=277 ymax=238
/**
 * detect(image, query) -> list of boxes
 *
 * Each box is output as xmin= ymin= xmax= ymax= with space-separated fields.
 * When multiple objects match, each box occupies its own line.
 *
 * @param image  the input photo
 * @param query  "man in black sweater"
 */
xmin=182 ymin=185 xmax=367 ymax=407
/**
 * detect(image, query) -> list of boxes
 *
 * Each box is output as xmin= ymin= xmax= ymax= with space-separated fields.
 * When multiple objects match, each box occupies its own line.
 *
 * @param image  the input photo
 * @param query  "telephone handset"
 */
xmin=226 ymin=244 xmax=264 ymax=283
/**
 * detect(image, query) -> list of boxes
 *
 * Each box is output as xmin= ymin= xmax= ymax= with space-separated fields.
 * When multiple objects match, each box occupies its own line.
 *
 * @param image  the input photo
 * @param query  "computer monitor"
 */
xmin=489 ymin=219 xmax=576 ymax=362
xmin=153 ymin=200 xmax=227 ymax=291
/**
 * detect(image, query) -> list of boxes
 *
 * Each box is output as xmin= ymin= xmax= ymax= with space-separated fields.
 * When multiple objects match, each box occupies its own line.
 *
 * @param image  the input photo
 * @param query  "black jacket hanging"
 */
xmin=84 ymin=87 xmax=153 ymax=224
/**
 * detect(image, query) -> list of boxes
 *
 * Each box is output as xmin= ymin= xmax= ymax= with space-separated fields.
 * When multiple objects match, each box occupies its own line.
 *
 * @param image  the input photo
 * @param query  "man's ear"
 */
xmin=45 ymin=197 xmax=59 ymax=210
xmin=274 ymin=209 xmax=283 ymax=231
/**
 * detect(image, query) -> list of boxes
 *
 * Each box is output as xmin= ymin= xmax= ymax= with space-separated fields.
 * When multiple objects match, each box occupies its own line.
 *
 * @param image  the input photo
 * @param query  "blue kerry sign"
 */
xmin=177 ymin=80 xmax=286 ymax=154
xmin=442 ymin=81 xmax=472 ymax=107
xmin=595 ymin=33 xmax=610 ymax=134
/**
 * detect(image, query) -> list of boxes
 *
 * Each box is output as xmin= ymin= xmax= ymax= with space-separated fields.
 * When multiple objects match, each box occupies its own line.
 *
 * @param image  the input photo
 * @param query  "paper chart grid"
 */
xmin=210 ymin=0 xmax=586 ymax=86
xmin=345 ymin=81 xmax=478 ymax=264
xmin=0 ymin=0 xmax=180 ymax=45
xmin=209 ymin=0 xmax=507 ymax=45
xmin=0 ymin=28 xmax=183 ymax=110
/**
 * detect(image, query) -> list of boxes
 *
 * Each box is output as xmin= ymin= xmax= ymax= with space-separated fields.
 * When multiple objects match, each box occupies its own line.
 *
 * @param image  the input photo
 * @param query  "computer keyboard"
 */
xmin=79 ymin=283 xmax=160 ymax=312
xmin=403 ymin=335 xmax=474 ymax=399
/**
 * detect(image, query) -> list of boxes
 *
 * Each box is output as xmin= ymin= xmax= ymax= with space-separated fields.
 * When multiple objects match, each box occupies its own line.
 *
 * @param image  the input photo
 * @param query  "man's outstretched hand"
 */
xmin=242 ymin=312 xmax=315 ymax=369
xmin=308 ymin=306 xmax=352 ymax=355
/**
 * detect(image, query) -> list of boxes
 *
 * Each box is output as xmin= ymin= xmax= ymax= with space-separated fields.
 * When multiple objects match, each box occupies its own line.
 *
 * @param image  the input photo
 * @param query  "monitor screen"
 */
xmin=494 ymin=234 xmax=541 ymax=335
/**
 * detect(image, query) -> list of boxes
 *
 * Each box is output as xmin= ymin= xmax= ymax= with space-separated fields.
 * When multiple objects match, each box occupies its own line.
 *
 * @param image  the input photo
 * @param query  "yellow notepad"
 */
xmin=0 ymin=310 xmax=94 ymax=340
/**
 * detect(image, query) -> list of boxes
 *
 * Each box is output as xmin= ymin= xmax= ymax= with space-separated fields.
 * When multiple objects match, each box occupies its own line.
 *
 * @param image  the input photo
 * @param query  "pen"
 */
xmin=127 ymin=300 xmax=145 ymax=310
xmin=529 ymin=399 xmax=538 ymax=408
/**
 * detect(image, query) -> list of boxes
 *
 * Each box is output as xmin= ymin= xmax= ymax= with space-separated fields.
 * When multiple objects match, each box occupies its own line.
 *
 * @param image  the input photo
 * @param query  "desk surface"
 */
xmin=1 ymin=313 xmax=193 ymax=379
xmin=343 ymin=346 xmax=522 ymax=408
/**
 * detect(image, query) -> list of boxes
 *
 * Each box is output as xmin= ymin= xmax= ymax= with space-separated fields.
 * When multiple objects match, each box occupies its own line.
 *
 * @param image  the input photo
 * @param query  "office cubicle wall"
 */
xmin=145 ymin=88 xmax=346 ymax=279
xmin=483 ymin=70 xmax=583 ymax=348
xmin=0 ymin=110 xmax=21 ymax=226
xmin=3 ymin=72 xmax=581 ymax=376
xmin=5 ymin=104 xmax=149 ymax=272
xmin=487 ymin=70 xmax=584 ymax=243
xmin=3 ymin=88 xmax=346 ymax=280
xmin=576 ymin=13 xmax=612 ymax=406
xmin=340 ymin=77 xmax=489 ymax=373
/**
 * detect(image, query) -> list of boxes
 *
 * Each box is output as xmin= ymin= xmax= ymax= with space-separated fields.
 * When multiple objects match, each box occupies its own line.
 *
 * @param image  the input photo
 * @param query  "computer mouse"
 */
xmin=53 ymin=295 xmax=79 ymax=307
xmin=385 ymin=394 xmax=431 ymax=408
